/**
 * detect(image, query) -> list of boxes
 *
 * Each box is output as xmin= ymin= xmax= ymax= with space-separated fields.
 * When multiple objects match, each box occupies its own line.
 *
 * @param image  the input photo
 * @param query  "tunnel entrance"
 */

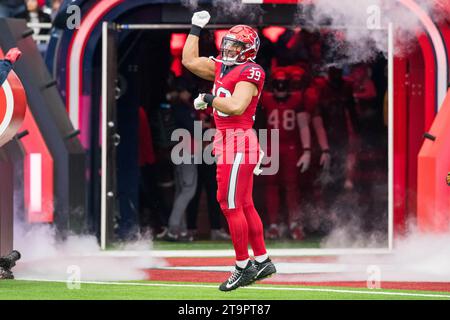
xmin=96 ymin=21 xmax=391 ymax=251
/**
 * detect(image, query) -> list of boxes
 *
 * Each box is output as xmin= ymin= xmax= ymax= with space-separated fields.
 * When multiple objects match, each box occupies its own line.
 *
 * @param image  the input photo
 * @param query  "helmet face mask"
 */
xmin=272 ymin=79 xmax=289 ymax=99
xmin=220 ymin=37 xmax=246 ymax=66
xmin=218 ymin=25 xmax=260 ymax=66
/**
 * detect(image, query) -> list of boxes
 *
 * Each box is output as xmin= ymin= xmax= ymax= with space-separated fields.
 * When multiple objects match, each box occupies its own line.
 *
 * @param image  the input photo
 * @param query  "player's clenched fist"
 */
xmin=194 ymin=94 xmax=208 ymax=110
xmin=191 ymin=11 xmax=211 ymax=28
xmin=447 ymin=172 xmax=450 ymax=186
xmin=253 ymin=148 xmax=265 ymax=176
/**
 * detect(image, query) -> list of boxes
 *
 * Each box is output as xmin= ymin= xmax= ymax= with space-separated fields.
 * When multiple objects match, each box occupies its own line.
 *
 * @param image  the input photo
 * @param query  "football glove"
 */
xmin=192 ymin=11 xmax=211 ymax=28
xmin=194 ymin=94 xmax=208 ymax=110
xmin=253 ymin=148 xmax=265 ymax=176
xmin=296 ymin=151 xmax=311 ymax=173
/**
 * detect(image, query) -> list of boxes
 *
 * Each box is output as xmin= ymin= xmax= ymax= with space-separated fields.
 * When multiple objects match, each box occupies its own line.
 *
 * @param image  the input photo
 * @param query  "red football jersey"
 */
xmin=261 ymin=91 xmax=303 ymax=148
xmin=303 ymin=83 xmax=321 ymax=116
xmin=211 ymin=58 xmax=266 ymax=131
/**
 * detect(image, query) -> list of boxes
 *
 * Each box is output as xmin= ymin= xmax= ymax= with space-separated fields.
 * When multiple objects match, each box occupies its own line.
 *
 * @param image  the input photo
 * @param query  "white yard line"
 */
xmin=14 ymin=279 xmax=450 ymax=299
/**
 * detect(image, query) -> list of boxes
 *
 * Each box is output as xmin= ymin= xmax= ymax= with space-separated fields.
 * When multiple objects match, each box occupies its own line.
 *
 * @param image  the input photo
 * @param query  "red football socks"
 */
xmin=222 ymin=204 xmax=267 ymax=261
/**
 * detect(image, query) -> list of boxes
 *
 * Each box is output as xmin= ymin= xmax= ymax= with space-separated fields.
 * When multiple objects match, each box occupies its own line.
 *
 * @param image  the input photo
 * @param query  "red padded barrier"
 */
xmin=417 ymin=89 xmax=450 ymax=232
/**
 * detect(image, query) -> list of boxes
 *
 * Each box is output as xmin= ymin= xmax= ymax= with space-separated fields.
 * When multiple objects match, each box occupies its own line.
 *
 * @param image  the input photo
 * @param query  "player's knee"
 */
xmin=218 ymin=202 xmax=228 ymax=213
xmin=217 ymin=192 xmax=234 ymax=212
xmin=219 ymin=201 xmax=236 ymax=214
xmin=185 ymin=186 xmax=197 ymax=200
xmin=178 ymin=187 xmax=196 ymax=203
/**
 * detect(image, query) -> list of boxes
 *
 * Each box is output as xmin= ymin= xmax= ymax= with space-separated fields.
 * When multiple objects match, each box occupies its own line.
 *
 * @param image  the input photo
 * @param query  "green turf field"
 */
xmin=150 ymin=239 xmax=322 ymax=250
xmin=1 ymin=280 xmax=449 ymax=300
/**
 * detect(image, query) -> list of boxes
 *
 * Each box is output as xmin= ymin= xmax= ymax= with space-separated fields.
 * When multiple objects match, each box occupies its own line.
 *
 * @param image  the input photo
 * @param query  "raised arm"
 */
xmin=182 ymin=11 xmax=215 ymax=81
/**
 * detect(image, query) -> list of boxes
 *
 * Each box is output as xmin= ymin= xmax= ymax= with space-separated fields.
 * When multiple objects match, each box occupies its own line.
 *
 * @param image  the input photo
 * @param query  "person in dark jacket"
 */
xmin=16 ymin=0 xmax=51 ymax=35
xmin=161 ymin=77 xmax=199 ymax=241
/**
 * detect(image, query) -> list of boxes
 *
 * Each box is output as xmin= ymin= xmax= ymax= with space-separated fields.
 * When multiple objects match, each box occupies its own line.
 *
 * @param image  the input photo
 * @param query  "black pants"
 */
xmin=186 ymin=162 xmax=222 ymax=230
xmin=139 ymin=164 xmax=170 ymax=230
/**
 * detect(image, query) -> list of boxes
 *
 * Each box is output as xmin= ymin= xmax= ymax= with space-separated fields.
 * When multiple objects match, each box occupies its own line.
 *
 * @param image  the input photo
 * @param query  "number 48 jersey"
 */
xmin=211 ymin=58 xmax=266 ymax=131
xmin=261 ymin=91 xmax=303 ymax=149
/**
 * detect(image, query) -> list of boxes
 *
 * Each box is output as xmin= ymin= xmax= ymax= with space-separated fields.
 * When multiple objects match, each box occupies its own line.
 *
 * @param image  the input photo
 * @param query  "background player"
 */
xmin=261 ymin=67 xmax=303 ymax=240
xmin=313 ymin=65 xmax=360 ymax=230
xmin=261 ymin=66 xmax=330 ymax=240
xmin=182 ymin=11 xmax=276 ymax=291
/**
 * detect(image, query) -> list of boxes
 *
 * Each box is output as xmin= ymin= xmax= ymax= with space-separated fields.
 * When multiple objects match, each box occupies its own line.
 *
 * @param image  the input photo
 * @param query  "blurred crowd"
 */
xmin=140 ymin=27 xmax=389 ymax=242
xmin=0 ymin=0 xmax=63 ymax=55
xmin=0 ymin=0 xmax=62 ymax=22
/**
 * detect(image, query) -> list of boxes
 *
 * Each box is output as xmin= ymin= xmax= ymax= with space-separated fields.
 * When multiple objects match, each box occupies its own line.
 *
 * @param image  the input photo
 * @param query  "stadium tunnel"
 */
xmin=47 ymin=0 xmax=450 ymax=241
xmin=0 ymin=0 xmax=447 ymax=247
xmin=46 ymin=0 xmax=333 ymax=242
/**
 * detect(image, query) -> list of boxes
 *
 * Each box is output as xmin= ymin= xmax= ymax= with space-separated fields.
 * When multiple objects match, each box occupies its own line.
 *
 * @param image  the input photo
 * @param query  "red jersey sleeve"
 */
xmin=238 ymin=64 xmax=265 ymax=88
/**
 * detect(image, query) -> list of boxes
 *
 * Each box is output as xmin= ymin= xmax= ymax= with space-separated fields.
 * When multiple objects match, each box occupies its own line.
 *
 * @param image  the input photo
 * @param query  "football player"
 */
xmin=182 ymin=11 xmax=276 ymax=291
xmin=312 ymin=66 xmax=360 ymax=230
xmin=261 ymin=66 xmax=330 ymax=240
xmin=262 ymin=67 xmax=303 ymax=240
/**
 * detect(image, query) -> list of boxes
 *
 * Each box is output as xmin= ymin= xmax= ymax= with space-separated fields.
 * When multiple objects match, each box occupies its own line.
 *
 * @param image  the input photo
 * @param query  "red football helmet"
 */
xmin=271 ymin=67 xmax=290 ymax=99
xmin=286 ymin=66 xmax=307 ymax=90
xmin=272 ymin=67 xmax=289 ymax=81
xmin=219 ymin=25 xmax=260 ymax=66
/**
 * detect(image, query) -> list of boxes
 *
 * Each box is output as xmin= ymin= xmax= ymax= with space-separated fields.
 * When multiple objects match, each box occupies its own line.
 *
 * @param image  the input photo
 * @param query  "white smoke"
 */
xmin=274 ymin=218 xmax=450 ymax=283
xmin=181 ymin=0 xmax=264 ymax=21
xmin=288 ymin=0 xmax=450 ymax=284
xmin=213 ymin=0 xmax=264 ymax=21
xmin=302 ymin=0 xmax=441 ymax=63
xmin=181 ymin=0 xmax=442 ymax=63
xmin=330 ymin=232 xmax=450 ymax=283
xmin=12 ymin=223 xmax=165 ymax=281
xmin=181 ymin=0 xmax=199 ymax=11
